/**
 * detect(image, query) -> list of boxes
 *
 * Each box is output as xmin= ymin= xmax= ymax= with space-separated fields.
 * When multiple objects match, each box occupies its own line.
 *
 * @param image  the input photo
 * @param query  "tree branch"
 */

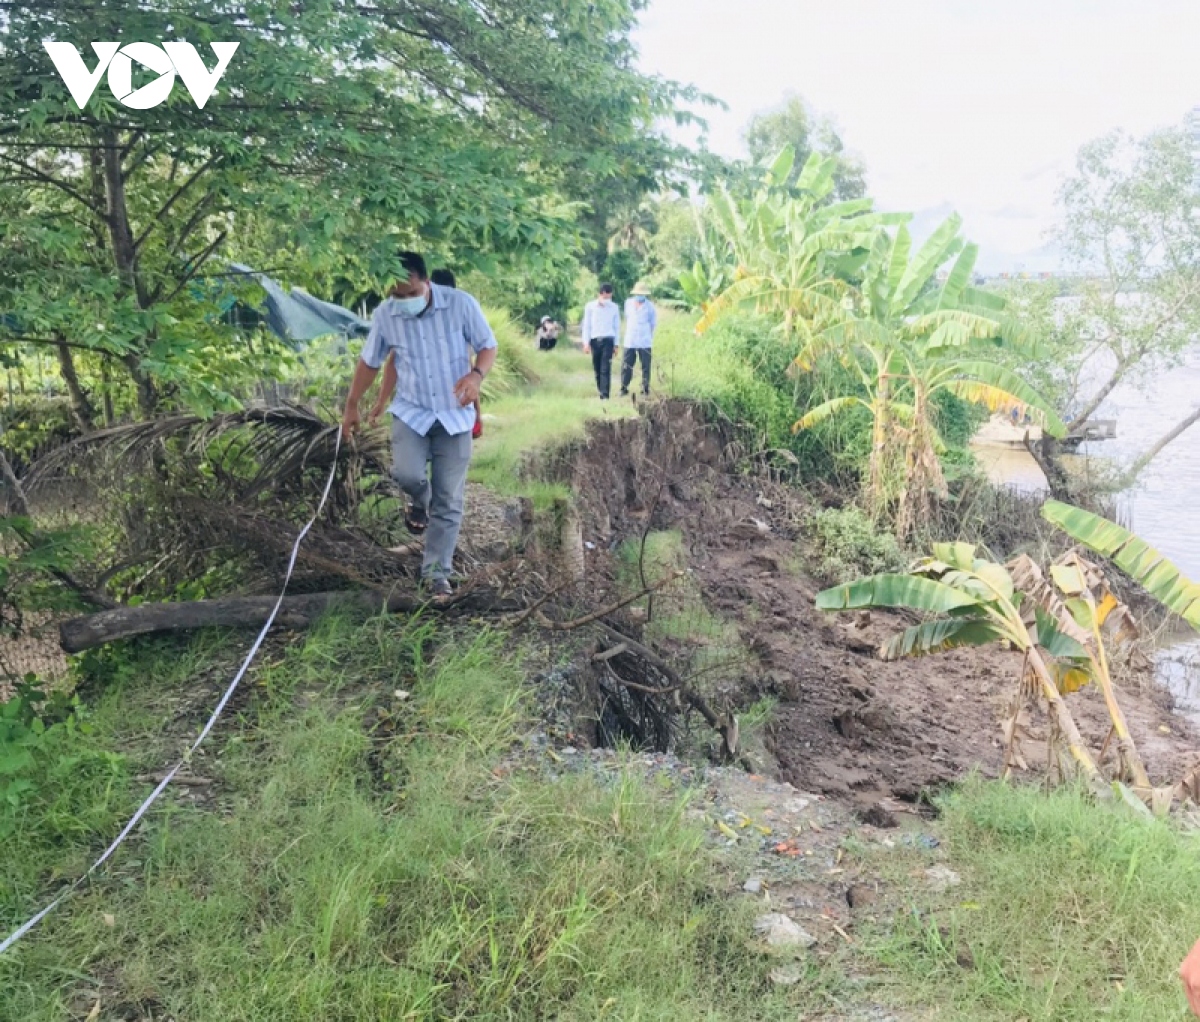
xmin=0 ymin=153 xmax=96 ymax=211
xmin=133 ymin=155 xmax=221 ymax=253
xmin=155 ymin=230 xmax=228 ymax=305
xmin=1120 ymin=403 xmax=1200 ymax=485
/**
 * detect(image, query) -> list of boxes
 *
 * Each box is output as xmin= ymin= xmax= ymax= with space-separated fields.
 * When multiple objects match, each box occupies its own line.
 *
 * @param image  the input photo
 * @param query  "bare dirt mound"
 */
xmin=556 ymin=401 xmax=1200 ymax=806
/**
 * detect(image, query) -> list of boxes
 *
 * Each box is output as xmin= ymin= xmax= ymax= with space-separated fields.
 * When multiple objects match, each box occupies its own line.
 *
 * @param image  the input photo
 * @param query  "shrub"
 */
xmin=481 ymin=305 xmax=539 ymax=396
xmin=0 ymin=678 xmax=126 ymax=844
xmin=808 ymin=506 xmax=905 ymax=584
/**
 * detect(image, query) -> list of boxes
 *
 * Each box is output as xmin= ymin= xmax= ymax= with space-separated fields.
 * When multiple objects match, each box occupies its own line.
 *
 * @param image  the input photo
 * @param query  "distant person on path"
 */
xmin=536 ymin=315 xmax=561 ymax=351
xmin=343 ymin=251 xmax=496 ymax=598
xmin=371 ymin=267 xmax=483 ymax=439
xmin=1181 ymin=938 xmax=1200 ymax=1014
xmin=620 ymin=280 xmax=657 ymax=398
xmin=581 ymin=282 xmax=620 ymax=400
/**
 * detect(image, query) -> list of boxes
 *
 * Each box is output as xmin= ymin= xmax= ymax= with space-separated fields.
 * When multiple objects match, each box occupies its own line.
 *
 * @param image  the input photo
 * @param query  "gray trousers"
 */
xmin=390 ymin=417 xmax=472 ymax=580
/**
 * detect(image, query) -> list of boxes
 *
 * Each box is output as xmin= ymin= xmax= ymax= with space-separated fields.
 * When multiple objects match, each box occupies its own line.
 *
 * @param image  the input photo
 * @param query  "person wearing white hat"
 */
xmin=536 ymin=315 xmax=561 ymax=351
xmin=620 ymin=280 xmax=657 ymax=398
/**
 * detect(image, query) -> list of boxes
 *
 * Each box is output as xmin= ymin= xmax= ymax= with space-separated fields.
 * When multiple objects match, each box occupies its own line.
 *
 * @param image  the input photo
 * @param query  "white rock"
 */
xmin=743 ymin=877 xmax=764 ymax=894
xmin=754 ymin=912 xmax=816 ymax=950
xmin=769 ymin=963 xmax=805 ymax=986
xmin=925 ymin=865 xmax=962 ymax=892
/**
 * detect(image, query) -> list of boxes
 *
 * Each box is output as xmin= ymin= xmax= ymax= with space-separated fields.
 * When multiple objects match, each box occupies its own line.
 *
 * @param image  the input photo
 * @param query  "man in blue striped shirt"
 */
xmin=341 ymin=251 xmax=497 ymax=597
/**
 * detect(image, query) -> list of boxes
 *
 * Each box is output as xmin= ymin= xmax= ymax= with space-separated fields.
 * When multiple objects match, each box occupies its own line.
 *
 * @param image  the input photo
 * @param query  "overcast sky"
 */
xmin=635 ymin=0 xmax=1200 ymax=270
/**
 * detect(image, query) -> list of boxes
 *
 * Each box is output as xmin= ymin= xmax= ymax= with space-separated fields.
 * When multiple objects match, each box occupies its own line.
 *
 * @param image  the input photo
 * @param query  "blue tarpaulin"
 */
xmin=228 ymin=264 xmax=369 ymax=348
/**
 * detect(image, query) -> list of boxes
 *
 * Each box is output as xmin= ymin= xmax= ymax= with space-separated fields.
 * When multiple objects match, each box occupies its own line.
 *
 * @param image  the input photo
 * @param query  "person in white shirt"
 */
xmin=620 ymin=280 xmax=657 ymax=398
xmin=580 ymin=282 xmax=620 ymax=399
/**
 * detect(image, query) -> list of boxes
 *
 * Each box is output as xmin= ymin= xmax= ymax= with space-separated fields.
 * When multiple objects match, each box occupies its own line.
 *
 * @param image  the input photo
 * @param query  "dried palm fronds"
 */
xmin=26 ymin=405 xmax=391 ymax=523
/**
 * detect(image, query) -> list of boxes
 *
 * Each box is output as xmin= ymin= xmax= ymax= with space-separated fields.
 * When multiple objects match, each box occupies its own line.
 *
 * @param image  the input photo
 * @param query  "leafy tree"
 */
xmin=744 ymin=95 xmax=866 ymax=200
xmin=0 ymin=0 xmax=695 ymax=418
xmin=601 ymin=248 xmax=642 ymax=304
xmin=1025 ymin=127 xmax=1200 ymax=497
xmin=640 ymin=197 xmax=705 ymax=302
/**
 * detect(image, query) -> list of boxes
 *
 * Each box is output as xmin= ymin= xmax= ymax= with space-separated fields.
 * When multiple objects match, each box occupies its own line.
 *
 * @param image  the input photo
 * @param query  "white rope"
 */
xmin=0 ymin=428 xmax=344 ymax=957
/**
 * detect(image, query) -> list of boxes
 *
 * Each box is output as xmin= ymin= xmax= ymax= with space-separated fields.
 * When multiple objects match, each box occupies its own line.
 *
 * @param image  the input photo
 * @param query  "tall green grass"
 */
xmin=868 ymin=777 xmax=1200 ymax=1021
xmin=0 ymin=616 xmax=789 ymax=1021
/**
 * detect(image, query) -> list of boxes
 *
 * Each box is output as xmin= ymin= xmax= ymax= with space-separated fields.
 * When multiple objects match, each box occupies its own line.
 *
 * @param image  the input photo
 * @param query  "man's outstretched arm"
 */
xmin=342 ymin=359 xmax=380 ymax=439
xmin=1182 ymin=939 xmax=1200 ymax=1015
xmin=369 ymin=352 xmax=397 ymax=424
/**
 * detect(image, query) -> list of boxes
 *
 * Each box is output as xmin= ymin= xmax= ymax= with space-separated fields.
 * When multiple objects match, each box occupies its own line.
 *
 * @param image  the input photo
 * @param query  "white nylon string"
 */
xmin=0 ymin=428 xmax=344 ymax=957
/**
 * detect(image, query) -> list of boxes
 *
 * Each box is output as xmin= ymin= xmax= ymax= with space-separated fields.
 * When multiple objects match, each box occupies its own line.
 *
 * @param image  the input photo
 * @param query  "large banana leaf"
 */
xmin=892 ymin=213 xmax=963 ymax=316
xmin=932 ymin=541 xmax=977 ymax=570
xmin=1032 ymin=606 xmax=1090 ymax=660
xmin=934 ymin=361 xmax=1066 ymax=438
xmin=938 ymin=242 xmax=979 ymax=309
xmin=816 ymin=574 xmax=980 ymax=612
xmin=862 ymin=229 xmax=893 ymax=322
xmin=886 ymin=224 xmax=912 ymax=312
xmin=907 ymin=309 xmax=1002 ymax=346
xmin=1042 ymin=501 xmax=1200 ymax=628
xmin=693 ymin=276 xmax=777 ymax=332
xmin=796 ymin=152 xmax=834 ymax=198
xmin=815 ymin=198 xmax=878 ymax=222
xmin=793 ymin=396 xmax=866 ymax=431
xmin=880 ymin=618 xmax=1000 ymax=661
xmin=958 ymin=286 xmax=1006 ymax=312
xmin=767 ymin=145 xmax=796 ymax=189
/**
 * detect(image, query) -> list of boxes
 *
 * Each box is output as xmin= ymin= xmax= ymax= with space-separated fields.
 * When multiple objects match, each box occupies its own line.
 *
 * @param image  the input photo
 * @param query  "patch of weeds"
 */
xmin=1 ymin=615 xmax=799 ymax=1021
xmin=0 ymin=678 xmax=131 ymax=922
xmin=860 ymin=777 xmax=1200 ymax=1021
xmin=807 ymin=506 xmax=905 ymax=585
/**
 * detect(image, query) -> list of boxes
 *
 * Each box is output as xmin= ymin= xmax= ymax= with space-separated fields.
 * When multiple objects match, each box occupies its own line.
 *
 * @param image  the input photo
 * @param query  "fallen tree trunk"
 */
xmin=59 ymin=589 xmax=511 ymax=653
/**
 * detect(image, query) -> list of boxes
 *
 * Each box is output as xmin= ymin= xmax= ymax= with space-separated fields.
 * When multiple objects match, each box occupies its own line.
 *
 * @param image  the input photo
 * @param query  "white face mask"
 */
xmin=598 ymin=295 xmax=610 ymax=305
xmin=394 ymin=289 xmax=427 ymax=318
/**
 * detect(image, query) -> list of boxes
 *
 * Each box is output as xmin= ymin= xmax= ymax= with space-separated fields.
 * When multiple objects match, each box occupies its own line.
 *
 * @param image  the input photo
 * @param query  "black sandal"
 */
xmin=405 ymin=505 xmax=429 ymax=534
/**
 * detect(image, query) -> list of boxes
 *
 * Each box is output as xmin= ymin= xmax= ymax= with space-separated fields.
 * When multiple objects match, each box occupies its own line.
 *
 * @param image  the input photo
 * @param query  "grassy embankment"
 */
xmin=3 ymin=310 xmax=1199 ymax=1019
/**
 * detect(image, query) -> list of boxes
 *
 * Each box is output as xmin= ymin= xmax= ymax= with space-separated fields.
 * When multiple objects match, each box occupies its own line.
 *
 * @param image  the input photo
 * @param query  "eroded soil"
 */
xmin=556 ymin=400 xmax=1200 ymax=806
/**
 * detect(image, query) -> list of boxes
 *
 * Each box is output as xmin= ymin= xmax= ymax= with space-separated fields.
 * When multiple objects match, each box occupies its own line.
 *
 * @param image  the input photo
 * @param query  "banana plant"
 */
xmin=1010 ymin=550 xmax=1151 ymax=792
xmin=816 ymin=541 xmax=1101 ymax=780
xmin=793 ymin=218 xmax=1065 ymax=535
xmin=1042 ymin=500 xmax=1200 ymax=629
xmin=693 ymin=146 xmax=905 ymax=338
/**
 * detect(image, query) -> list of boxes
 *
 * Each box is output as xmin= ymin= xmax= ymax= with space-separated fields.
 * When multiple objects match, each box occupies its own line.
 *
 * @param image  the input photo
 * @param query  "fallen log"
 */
xmin=58 ymin=589 xmax=511 ymax=653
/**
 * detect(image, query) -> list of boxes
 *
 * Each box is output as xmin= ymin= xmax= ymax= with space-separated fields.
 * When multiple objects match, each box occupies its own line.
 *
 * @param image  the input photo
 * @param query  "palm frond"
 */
xmin=26 ymin=405 xmax=390 ymax=520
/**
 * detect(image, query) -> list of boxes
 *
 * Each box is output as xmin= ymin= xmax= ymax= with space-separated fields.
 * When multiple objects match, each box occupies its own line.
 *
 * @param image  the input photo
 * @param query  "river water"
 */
xmin=972 ymin=343 xmax=1200 ymax=718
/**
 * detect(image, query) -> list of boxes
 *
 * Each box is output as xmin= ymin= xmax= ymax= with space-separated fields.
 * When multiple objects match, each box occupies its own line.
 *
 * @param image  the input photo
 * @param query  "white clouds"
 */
xmin=636 ymin=0 xmax=1200 ymax=266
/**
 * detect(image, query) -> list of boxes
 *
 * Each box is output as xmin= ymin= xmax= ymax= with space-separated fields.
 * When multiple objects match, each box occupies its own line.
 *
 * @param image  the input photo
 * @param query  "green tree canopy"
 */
xmin=0 ymin=0 xmax=699 ymax=417
xmin=743 ymin=95 xmax=866 ymax=200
